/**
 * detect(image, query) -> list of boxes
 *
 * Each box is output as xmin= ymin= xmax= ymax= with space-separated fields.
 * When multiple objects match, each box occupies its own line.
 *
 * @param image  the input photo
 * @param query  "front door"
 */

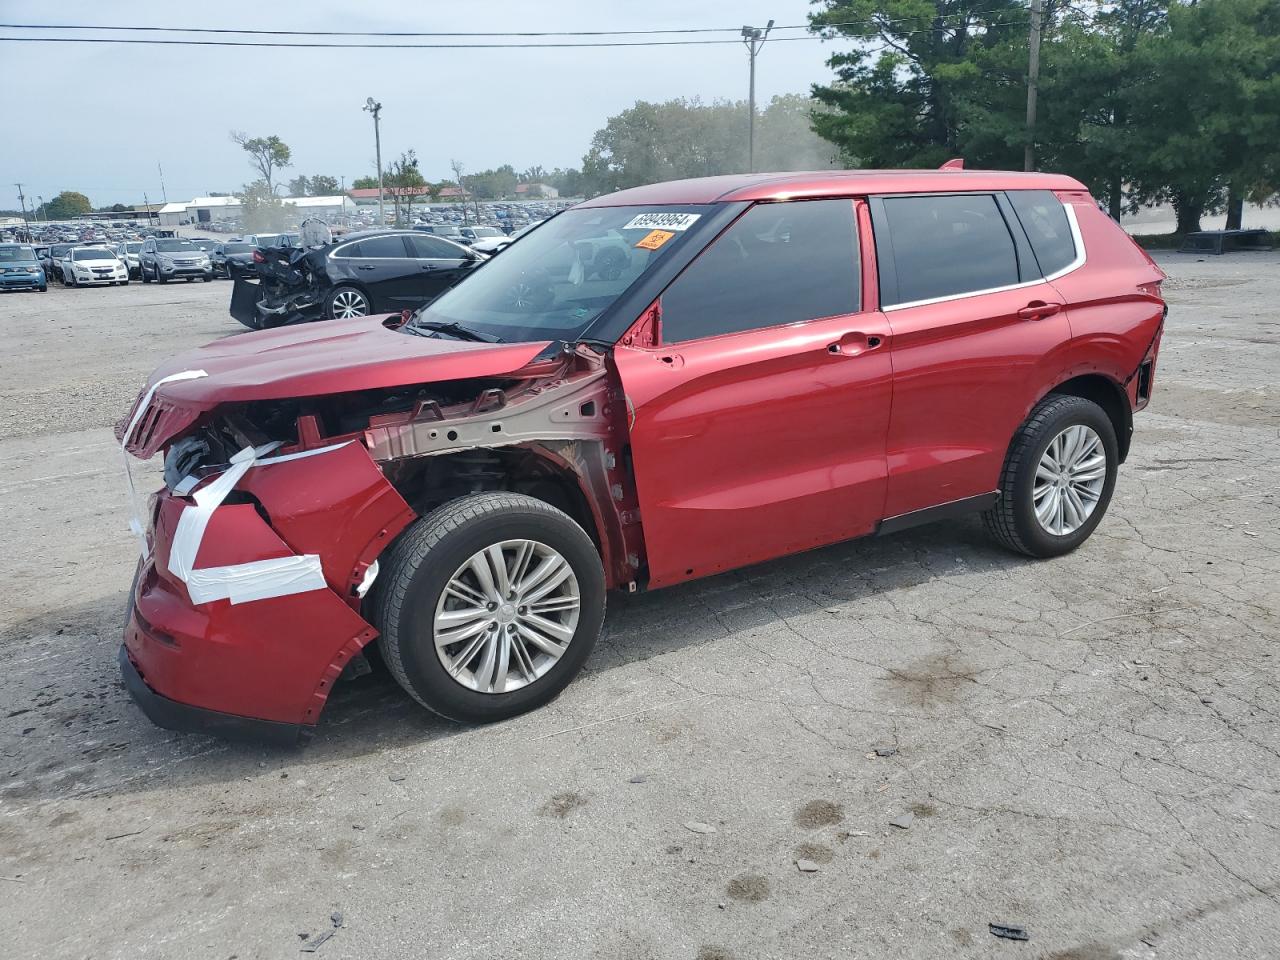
xmin=342 ymin=234 xmax=420 ymax=311
xmin=405 ymin=233 xmax=473 ymax=304
xmin=613 ymin=198 xmax=892 ymax=588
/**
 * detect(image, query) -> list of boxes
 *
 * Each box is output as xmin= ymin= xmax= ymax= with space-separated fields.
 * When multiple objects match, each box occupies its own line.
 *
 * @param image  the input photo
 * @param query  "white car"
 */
xmin=470 ymin=220 xmax=545 ymax=255
xmin=61 ymin=246 xmax=130 ymax=287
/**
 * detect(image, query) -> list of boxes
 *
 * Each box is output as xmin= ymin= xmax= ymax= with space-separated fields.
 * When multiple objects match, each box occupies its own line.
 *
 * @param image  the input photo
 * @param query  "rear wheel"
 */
xmin=372 ymin=493 xmax=605 ymax=723
xmin=326 ymin=285 xmax=371 ymax=319
xmin=984 ymin=394 xmax=1118 ymax=558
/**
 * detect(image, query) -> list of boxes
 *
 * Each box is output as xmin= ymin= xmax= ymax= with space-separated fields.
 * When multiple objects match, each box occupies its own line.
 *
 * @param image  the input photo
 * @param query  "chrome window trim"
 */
xmin=882 ymin=201 xmax=1085 ymax=313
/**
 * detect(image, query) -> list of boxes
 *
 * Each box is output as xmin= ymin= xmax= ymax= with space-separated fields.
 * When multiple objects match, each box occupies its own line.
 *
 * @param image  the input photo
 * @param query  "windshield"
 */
xmin=155 ymin=239 xmax=194 ymax=252
xmin=223 ymin=242 xmax=253 ymax=253
xmin=73 ymin=248 xmax=115 ymax=261
xmin=409 ymin=205 xmax=712 ymax=343
xmin=471 ymin=227 xmax=503 ymax=238
xmin=0 ymin=246 xmax=36 ymax=261
xmin=124 ymin=242 xmax=142 ymax=253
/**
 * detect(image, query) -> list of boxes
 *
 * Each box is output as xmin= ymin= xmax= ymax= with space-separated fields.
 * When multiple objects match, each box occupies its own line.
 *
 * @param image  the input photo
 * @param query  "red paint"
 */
xmin=125 ymin=444 xmax=414 ymax=727
xmin=122 ymin=168 xmax=1166 ymax=735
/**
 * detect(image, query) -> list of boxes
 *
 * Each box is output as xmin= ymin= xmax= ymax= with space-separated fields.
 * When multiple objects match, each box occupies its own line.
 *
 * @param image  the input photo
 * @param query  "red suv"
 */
xmin=118 ymin=168 xmax=1166 ymax=742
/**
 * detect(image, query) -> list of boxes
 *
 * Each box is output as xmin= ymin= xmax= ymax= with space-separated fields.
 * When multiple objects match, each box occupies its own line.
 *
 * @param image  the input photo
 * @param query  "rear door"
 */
xmin=870 ymin=192 xmax=1072 ymax=519
xmin=405 ymin=233 xmax=473 ymax=302
xmin=331 ymin=235 xmax=417 ymax=311
xmin=614 ymin=198 xmax=892 ymax=588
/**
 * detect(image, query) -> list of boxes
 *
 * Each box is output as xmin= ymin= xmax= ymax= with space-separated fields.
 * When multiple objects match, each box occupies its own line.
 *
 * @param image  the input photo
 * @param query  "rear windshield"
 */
xmin=223 ymin=242 xmax=253 ymax=253
xmin=0 ymin=246 xmax=36 ymax=261
xmin=73 ymin=248 xmax=115 ymax=261
xmin=155 ymin=239 xmax=195 ymax=252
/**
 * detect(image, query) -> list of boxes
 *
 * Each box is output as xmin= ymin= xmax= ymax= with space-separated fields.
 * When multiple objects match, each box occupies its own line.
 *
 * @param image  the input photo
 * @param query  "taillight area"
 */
xmin=1138 ymin=280 xmax=1164 ymax=299
xmin=252 ymin=249 xmax=266 ymax=263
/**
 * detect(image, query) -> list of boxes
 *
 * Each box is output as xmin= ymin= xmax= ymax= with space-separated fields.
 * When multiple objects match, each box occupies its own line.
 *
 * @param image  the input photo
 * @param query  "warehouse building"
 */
xmin=158 ymin=195 xmax=355 ymax=225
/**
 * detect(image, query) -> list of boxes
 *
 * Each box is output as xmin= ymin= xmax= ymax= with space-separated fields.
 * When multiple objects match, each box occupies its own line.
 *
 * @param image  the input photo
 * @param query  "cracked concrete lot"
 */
xmin=1 ymin=253 xmax=1277 ymax=959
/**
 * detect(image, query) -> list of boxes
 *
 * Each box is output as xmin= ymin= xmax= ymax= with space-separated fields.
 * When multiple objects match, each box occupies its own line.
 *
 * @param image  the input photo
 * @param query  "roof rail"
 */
xmin=939 ymin=158 xmax=965 ymax=170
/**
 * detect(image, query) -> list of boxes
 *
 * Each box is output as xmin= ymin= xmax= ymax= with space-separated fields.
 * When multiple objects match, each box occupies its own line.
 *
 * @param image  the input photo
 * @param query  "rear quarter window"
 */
xmin=1007 ymin=190 xmax=1077 ymax=276
xmin=876 ymin=194 xmax=1020 ymax=306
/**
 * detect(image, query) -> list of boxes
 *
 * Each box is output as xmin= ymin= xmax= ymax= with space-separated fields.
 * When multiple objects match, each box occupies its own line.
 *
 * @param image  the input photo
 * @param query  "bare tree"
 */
xmin=449 ymin=158 xmax=472 ymax=225
xmin=230 ymin=131 xmax=292 ymax=195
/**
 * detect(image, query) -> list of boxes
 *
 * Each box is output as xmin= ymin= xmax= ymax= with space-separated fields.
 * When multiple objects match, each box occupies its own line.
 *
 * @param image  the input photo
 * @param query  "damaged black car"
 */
xmin=229 ymin=222 xmax=484 ymax=330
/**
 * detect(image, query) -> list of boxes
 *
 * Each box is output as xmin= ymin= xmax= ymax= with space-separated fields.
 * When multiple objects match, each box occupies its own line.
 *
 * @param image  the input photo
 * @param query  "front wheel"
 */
xmin=372 ymin=493 xmax=605 ymax=723
xmin=984 ymin=394 xmax=1118 ymax=558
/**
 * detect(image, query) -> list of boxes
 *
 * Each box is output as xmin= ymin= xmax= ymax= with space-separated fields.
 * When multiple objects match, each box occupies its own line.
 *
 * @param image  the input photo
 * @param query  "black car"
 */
xmin=229 ymin=229 xmax=483 ymax=329
xmin=212 ymin=241 xmax=257 ymax=279
xmin=45 ymin=242 xmax=78 ymax=282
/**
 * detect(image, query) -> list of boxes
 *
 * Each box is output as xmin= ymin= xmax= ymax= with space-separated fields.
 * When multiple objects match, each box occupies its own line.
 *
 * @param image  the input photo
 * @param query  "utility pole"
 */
xmin=15 ymin=183 xmax=30 ymax=240
xmin=364 ymin=98 xmax=385 ymax=225
xmin=157 ymin=161 xmax=168 ymax=202
xmin=1024 ymin=0 xmax=1043 ymax=172
xmin=741 ymin=20 xmax=774 ymax=173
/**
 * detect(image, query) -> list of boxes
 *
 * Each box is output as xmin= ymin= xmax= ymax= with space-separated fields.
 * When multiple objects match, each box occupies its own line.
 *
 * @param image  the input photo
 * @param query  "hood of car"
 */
xmin=121 ymin=315 xmax=553 ymax=458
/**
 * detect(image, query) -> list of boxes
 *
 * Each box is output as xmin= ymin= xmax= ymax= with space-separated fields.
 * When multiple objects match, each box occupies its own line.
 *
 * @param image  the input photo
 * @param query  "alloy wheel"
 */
xmin=330 ymin=289 xmax=369 ymax=318
xmin=1033 ymin=424 xmax=1107 ymax=535
xmin=433 ymin=539 xmax=581 ymax=694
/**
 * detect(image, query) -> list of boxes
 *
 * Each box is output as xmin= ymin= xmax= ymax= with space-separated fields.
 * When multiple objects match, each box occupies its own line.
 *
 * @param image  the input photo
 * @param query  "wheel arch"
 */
xmin=327 ymin=280 xmax=375 ymax=314
xmin=1044 ymin=373 xmax=1133 ymax=463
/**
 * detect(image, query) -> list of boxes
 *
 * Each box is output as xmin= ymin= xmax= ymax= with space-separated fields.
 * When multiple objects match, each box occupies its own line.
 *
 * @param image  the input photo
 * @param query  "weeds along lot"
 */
xmin=1 ymin=255 xmax=1277 ymax=960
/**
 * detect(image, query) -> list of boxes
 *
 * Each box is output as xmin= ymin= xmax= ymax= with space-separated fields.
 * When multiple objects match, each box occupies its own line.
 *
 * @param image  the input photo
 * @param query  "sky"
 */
xmin=1 ymin=0 xmax=840 ymax=208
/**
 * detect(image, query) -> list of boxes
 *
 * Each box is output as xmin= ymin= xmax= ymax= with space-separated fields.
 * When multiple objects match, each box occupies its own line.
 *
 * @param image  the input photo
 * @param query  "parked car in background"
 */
xmin=45 ymin=242 xmax=78 ymax=282
xmin=243 ymin=233 xmax=298 ymax=249
xmin=139 ymin=237 xmax=213 ymax=284
xmin=114 ymin=241 xmax=143 ymax=279
xmin=470 ymin=220 xmax=545 ymax=256
xmin=60 ymin=246 xmax=129 ymax=286
xmin=119 ymin=168 xmax=1166 ymax=741
xmin=229 ymin=229 xmax=483 ymax=328
xmin=458 ymin=226 xmax=506 ymax=247
xmin=412 ymin=224 xmax=467 ymax=244
xmin=212 ymin=241 xmax=256 ymax=279
xmin=0 ymin=243 xmax=48 ymax=292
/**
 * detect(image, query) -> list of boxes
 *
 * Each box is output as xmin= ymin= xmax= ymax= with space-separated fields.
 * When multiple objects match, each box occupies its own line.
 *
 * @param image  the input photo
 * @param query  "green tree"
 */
xmin=808 ymin=0 xmax=1030 ymax=168
xmin=286 ymin=175 xmax=311 ymax=198
xmin=468 ymin=165 xmax=519 ymax=199
xmin=46 ymin=191 xmax=92 ymax=220
xmin=351 ymin=175 xmax=379 ymax=190
xmin=754 ymin=94 xmax=843 ymax=172
xmin=230 ymin=131 xmax=292 ymax=194
xmin=309 ymin=174 xmax=340 ymax=196
xmin=239 ymin=180 xmax=287 ymax=232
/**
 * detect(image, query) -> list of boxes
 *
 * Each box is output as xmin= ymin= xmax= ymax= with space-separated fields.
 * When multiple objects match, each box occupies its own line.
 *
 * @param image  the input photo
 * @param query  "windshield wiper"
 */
xmin=406 ymin=320 xmax=503 ymax=343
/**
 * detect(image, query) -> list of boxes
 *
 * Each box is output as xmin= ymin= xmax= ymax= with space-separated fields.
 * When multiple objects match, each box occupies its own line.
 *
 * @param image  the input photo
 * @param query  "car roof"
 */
xmin=577 ymin=168 xmax=1087 ymax=207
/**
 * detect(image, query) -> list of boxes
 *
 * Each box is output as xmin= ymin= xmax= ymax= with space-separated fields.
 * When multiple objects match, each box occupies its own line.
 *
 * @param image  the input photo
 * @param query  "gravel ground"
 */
xmin=1 ymin=256 xmax=1277 ymax=960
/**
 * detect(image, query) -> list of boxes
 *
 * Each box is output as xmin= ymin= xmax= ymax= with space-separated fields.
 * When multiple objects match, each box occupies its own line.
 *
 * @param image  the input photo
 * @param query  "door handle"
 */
xmin=357 ymin=265 xmax=375 ymax=271
xmin=827 ymin=332 xmax=884 ymax=356
xmin=1018 ymin=301 xmax=1062 ymax=321
xmin=420 ymin=263 xmax=437 ymax=271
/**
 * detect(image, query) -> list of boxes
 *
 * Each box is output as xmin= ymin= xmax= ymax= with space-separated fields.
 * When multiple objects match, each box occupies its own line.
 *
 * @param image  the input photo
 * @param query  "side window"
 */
xmin=660 ymin=199 xmax=860 ymax=344
xmin=1007 ymin=190 xmax=1077 ymax=276
xmin=878 ymin=194 xmax=1019 ymax=306
xmin=332 ymin=241 xmax=363 ymax=258
xmin=358 ymin=235 xmax=409 ymax=258
xmin=407 ymin=234 xmax=460 ymax=259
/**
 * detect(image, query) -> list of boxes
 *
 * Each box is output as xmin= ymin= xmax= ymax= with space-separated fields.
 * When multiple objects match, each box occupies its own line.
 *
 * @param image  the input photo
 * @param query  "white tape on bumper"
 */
xmin=121 ymin=369 xmax=208 ymax=548
xmin=166 ymin=442 xmax=331 ymax=606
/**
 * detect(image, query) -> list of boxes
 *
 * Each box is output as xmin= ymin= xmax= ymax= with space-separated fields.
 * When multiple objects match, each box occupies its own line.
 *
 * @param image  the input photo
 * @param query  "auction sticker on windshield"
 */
xmin=622 ymin=212 xmax=702 ymax=232
xmin=634 ymin=229 xmax=676 ymax=250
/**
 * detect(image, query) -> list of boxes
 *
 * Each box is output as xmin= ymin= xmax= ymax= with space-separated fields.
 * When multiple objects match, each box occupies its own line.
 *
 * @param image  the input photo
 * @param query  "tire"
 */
xmin=121 ymin=279 xmax=130 ymax=286
xmin=38 ymin=285 xmax=47 ymax=293
xmin=372 ymin=493 xmax=606 ymax=723
xmin=64 ymin=272 xmax=75 ymax=288
xmin=325 ymin=285 xmax=371 ymax=319
xmin=156 ymin=268 xmax=167 ymax=285
xmin=141 ymin=263 xmax=152 ymax=283
xmin=984 ymin=394 xmax=1118 ymax=558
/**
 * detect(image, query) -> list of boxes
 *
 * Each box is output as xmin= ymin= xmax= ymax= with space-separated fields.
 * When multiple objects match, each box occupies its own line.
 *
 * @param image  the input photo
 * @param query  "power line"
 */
xmin=0 ymin=21 xmax=1026 ymax=51
xmin=0 ymin=11 xmax=1025 ymax=47
xmin=0 ymin=13 xmax=1020 ymax=38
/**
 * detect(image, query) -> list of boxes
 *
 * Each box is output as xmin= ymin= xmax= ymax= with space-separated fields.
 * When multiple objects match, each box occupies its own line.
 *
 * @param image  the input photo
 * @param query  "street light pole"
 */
xmin=364 ymin=98 xmax=385 ymax=225
xmin=15 ymin=183 xmax=30 ymax=240
xmin=741 ymin=20 xmax=774 ymax=173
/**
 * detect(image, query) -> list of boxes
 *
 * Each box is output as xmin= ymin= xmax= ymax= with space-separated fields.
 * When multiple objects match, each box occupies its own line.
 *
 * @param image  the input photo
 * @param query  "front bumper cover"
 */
xmin=119 ymin=644 xmax=308 ymax=746
xmin=120 ymin=440 xmax=415 ymax=741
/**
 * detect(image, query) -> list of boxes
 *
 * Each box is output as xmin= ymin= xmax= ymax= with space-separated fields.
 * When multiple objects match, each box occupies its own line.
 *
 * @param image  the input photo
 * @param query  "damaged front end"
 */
xmin=117 ymin=320 xmax=640 ymax=742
